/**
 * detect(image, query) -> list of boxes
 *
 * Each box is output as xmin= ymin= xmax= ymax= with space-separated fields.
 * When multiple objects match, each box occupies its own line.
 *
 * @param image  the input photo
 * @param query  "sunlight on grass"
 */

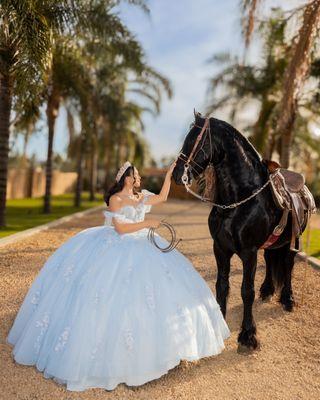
xmin=302 ymin=227 xmax=320 ymax=260
xmin=0 ymin=193 xmax=104 ymax=239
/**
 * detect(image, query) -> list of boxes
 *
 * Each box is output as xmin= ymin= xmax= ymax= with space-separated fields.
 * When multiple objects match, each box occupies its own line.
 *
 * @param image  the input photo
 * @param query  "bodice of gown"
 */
xmin=103 ymin=189 xmax=154 ymax=226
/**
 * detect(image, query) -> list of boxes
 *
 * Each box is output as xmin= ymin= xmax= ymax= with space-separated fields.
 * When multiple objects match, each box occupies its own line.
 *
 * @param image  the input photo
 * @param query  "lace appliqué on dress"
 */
xmin=55 ymin=327 xmax=71 ymax=352
xmin=34 ymin=312 xmax=50 ymax=354
xmin=31 ymin=290 xmax=41 ymax=306
xmin=145 ymin=284 xmax=155 ymax=310
xmin=102 ymin=189 xmax=155 ymax=227
xmin=63 ymin=263 xmax=76 ymax=282
xmin=90 ymin=340 xmax=103 ymax=360
xmin=103 ymin=211 xmax=130 ymax=227
xmin=124 ymin=329 xmax=134 ymax=352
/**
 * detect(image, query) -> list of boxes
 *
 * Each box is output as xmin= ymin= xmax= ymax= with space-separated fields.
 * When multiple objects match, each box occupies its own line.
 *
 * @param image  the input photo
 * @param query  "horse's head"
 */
xmin=173 ymin=111 xmax=214 ymax=185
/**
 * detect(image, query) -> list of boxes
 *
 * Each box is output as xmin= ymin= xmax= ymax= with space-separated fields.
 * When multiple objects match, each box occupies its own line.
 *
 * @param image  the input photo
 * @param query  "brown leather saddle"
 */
xmin=267 ymin=167 xmax=317 ymax=250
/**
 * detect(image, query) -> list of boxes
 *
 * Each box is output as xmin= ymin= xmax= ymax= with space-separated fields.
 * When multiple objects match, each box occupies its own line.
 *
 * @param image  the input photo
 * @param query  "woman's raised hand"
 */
xmin=166 ymin=160 xmax=177 ymax=177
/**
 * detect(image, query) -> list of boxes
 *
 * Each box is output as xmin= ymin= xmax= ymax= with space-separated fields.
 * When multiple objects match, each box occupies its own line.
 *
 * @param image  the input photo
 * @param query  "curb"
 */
xmin=296 ymin=252 xmax=320 ymax=270
xmin=0 ymin=205 xmax=105 ymax=249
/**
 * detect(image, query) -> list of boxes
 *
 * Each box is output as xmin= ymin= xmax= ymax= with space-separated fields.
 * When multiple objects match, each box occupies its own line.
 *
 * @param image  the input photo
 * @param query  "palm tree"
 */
xmin=0 ymin=0 xmax=71 ymax=226
xmin=74 ymin=41 xmax=173 ymax=200
xmin=11 ymin=92 xmax=41 ymax=166
xmin=102 ymin=69 xmax=172 ymax=181
xmin=43 ymin=38 xmax=88 ymax=213
xmin=276 ymin=1 xmax=320 ymax=167
xmin=241 ymin=0 xmax=320 ymax=167
xmin=206 ymin=10 xmax=288 ymax=154
xmin=42 ymin=0 xmax=149 ymax=212
xmin=208 ymin=5 xmax=320 ymax=168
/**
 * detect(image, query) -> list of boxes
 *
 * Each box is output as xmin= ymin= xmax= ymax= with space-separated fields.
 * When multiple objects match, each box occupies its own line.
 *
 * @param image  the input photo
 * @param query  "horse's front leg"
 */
xmin=238 ymin=250 xmax=259 ymax=351
xmin=214 ymin=241 xmax=232 ymax=317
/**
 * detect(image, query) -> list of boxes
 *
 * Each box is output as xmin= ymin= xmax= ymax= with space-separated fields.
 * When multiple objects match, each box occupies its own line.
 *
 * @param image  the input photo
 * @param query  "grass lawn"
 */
xmin=0 ymin=193 xmax=104 ymax=239
xmin=1 ymin=194 xmax=319 ymax=260
xmin=302 ymin=227 xmax=320 ymax=259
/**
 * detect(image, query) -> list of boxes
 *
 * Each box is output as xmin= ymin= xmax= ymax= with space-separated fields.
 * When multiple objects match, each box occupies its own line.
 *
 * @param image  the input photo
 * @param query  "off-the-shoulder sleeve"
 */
xmin=103 ymin=210 xmax=130 ymax=226
xmin=141 ymin=189 xmax=155 ymax=213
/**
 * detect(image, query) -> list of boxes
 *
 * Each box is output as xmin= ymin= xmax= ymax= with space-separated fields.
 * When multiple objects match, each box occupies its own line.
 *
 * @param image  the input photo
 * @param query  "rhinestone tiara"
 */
xmin=115 ymin=161 xmax=132 ymax=182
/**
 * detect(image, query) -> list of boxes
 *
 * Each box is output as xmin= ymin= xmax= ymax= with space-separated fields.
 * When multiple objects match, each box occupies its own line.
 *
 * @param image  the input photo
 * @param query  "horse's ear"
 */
xmin=194 ymin=109 xmax=204 ymax=124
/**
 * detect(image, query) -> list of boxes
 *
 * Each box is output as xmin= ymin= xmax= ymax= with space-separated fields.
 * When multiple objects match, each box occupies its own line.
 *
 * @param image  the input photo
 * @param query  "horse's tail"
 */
xmin=266 ymin=241 xmax=297 ymax=289
xmin=270 ymin=247 xmax=287 ymax=289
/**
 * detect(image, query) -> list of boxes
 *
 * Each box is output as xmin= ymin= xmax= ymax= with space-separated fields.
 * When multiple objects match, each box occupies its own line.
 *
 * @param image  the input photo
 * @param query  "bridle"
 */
xmin=177 ymin=117 xmax=216 ymax=202
xmin=177 ymin=117 xmax=272 ymax=208
xmin=177 ymin=117 xmax=212 ymax=183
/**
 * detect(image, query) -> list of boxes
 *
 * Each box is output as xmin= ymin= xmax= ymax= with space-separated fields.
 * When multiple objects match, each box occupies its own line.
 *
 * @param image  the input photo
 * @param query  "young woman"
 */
xmin=7 ymin=161 xmax=230 ymax=392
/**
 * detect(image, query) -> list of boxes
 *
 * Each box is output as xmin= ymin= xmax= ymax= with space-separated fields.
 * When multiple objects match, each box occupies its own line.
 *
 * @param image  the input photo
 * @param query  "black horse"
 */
xmin=173 ymin=112 xmax=304 ymax=351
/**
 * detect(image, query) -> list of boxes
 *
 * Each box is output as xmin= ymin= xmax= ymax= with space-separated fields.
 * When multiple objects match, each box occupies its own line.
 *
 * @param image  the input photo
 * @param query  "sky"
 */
xmin=20 ymin=0 xmax=307 ymax=165
xmin=119 ymin=0 xmax=245 ymax=163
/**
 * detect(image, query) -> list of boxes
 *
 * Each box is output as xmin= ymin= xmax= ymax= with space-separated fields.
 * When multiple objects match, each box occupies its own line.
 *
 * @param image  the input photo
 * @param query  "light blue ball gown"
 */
xmin=7 ymin=190 xmax=230 ymax=391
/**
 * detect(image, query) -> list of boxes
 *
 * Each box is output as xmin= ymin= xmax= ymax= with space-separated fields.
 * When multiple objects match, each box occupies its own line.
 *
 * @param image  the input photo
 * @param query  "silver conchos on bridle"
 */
xmin=177 ymin=116 xmax=272 ymax=209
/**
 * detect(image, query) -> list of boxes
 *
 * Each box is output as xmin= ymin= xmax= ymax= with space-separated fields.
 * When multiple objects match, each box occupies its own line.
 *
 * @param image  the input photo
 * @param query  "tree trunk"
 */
xmin=0 ymin=72 xmax=13 ymax=227
xmin=277 ymin=0 xmax=320 ymax=168
xmin=263 ymin=129 xmax=277 ymax=160
xmin=89 ymin=134 xmax=98 ymax=201
xmin=22 ymin=122 xmax=33 ymax=163
xmin=27 ymin=159 xmax=35 ymax=198
xmin=115 ymin=141 xmax=120 ymax=172
xmin=103 ymin=119 xmax=112 ymax=189
xmin=74 ymin=131 xmax=86 ymax=208
xmin=251 ymin=98 xmax=276 ymax=153
xmin=43 ymin=84 xmax=60 ymax=214
xmin=244 ymin=0 xmax=261 ymax=49
xmin=279 ymin=100 xmax=297 ymax=167
xmin=66 ymin=108 xmax=75 ymax=159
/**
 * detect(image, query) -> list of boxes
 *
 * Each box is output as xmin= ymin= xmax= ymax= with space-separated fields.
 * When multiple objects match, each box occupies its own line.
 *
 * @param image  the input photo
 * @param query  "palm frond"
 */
xmin=240 ymin=0 xmax=261 ymax=49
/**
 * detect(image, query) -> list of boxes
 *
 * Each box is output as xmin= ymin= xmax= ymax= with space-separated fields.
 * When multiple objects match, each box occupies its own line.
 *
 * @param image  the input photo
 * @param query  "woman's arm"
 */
xmin=113 ymin=218 xmax=157 ymax=234
xmin=144 ymin=161 xmax=176 ymax=206
xmin=109 ymin=195 xmax=159 ymax=234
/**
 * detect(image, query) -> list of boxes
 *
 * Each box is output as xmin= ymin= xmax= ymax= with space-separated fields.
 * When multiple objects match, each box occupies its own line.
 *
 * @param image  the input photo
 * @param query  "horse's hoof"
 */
xmin=260 ymin=294 xmax=273 ymax=302
xmin=237 ymin=328 xmax=260 ymax=352
xmin=237 ymin=343 xmax=253 ymax=354
xmin=282 ymin=301 xmax=294 ymax=312
xmin=280 ymin=295 xmax=295 ymax=312
xmin=259 ymin=285 xmax=275 ymax=301
xmin=237 ymin=341 xmax=260 ymax=354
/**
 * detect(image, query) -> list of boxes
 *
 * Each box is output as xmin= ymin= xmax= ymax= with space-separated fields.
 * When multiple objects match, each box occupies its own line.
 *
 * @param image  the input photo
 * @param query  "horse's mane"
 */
xmin=195 ymin=116 xmax=266 ymax=199
xmin=212 ymin=118 xmax=262 ymax=165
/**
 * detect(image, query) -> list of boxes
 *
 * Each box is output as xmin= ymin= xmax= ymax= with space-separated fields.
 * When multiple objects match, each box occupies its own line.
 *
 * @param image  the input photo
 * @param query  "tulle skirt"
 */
xmin=7 ymin=225 xmax=230 ymax=391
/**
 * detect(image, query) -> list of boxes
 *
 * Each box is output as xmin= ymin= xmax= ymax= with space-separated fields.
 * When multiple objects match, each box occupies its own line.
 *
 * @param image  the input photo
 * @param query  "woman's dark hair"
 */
xmin=104 ymin=165 xmax=137 ymax=206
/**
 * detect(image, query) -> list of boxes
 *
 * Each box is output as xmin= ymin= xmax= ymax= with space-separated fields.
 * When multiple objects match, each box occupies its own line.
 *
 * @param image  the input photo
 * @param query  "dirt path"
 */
xmin=1 ymin=201 xmax=319 ymax=400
